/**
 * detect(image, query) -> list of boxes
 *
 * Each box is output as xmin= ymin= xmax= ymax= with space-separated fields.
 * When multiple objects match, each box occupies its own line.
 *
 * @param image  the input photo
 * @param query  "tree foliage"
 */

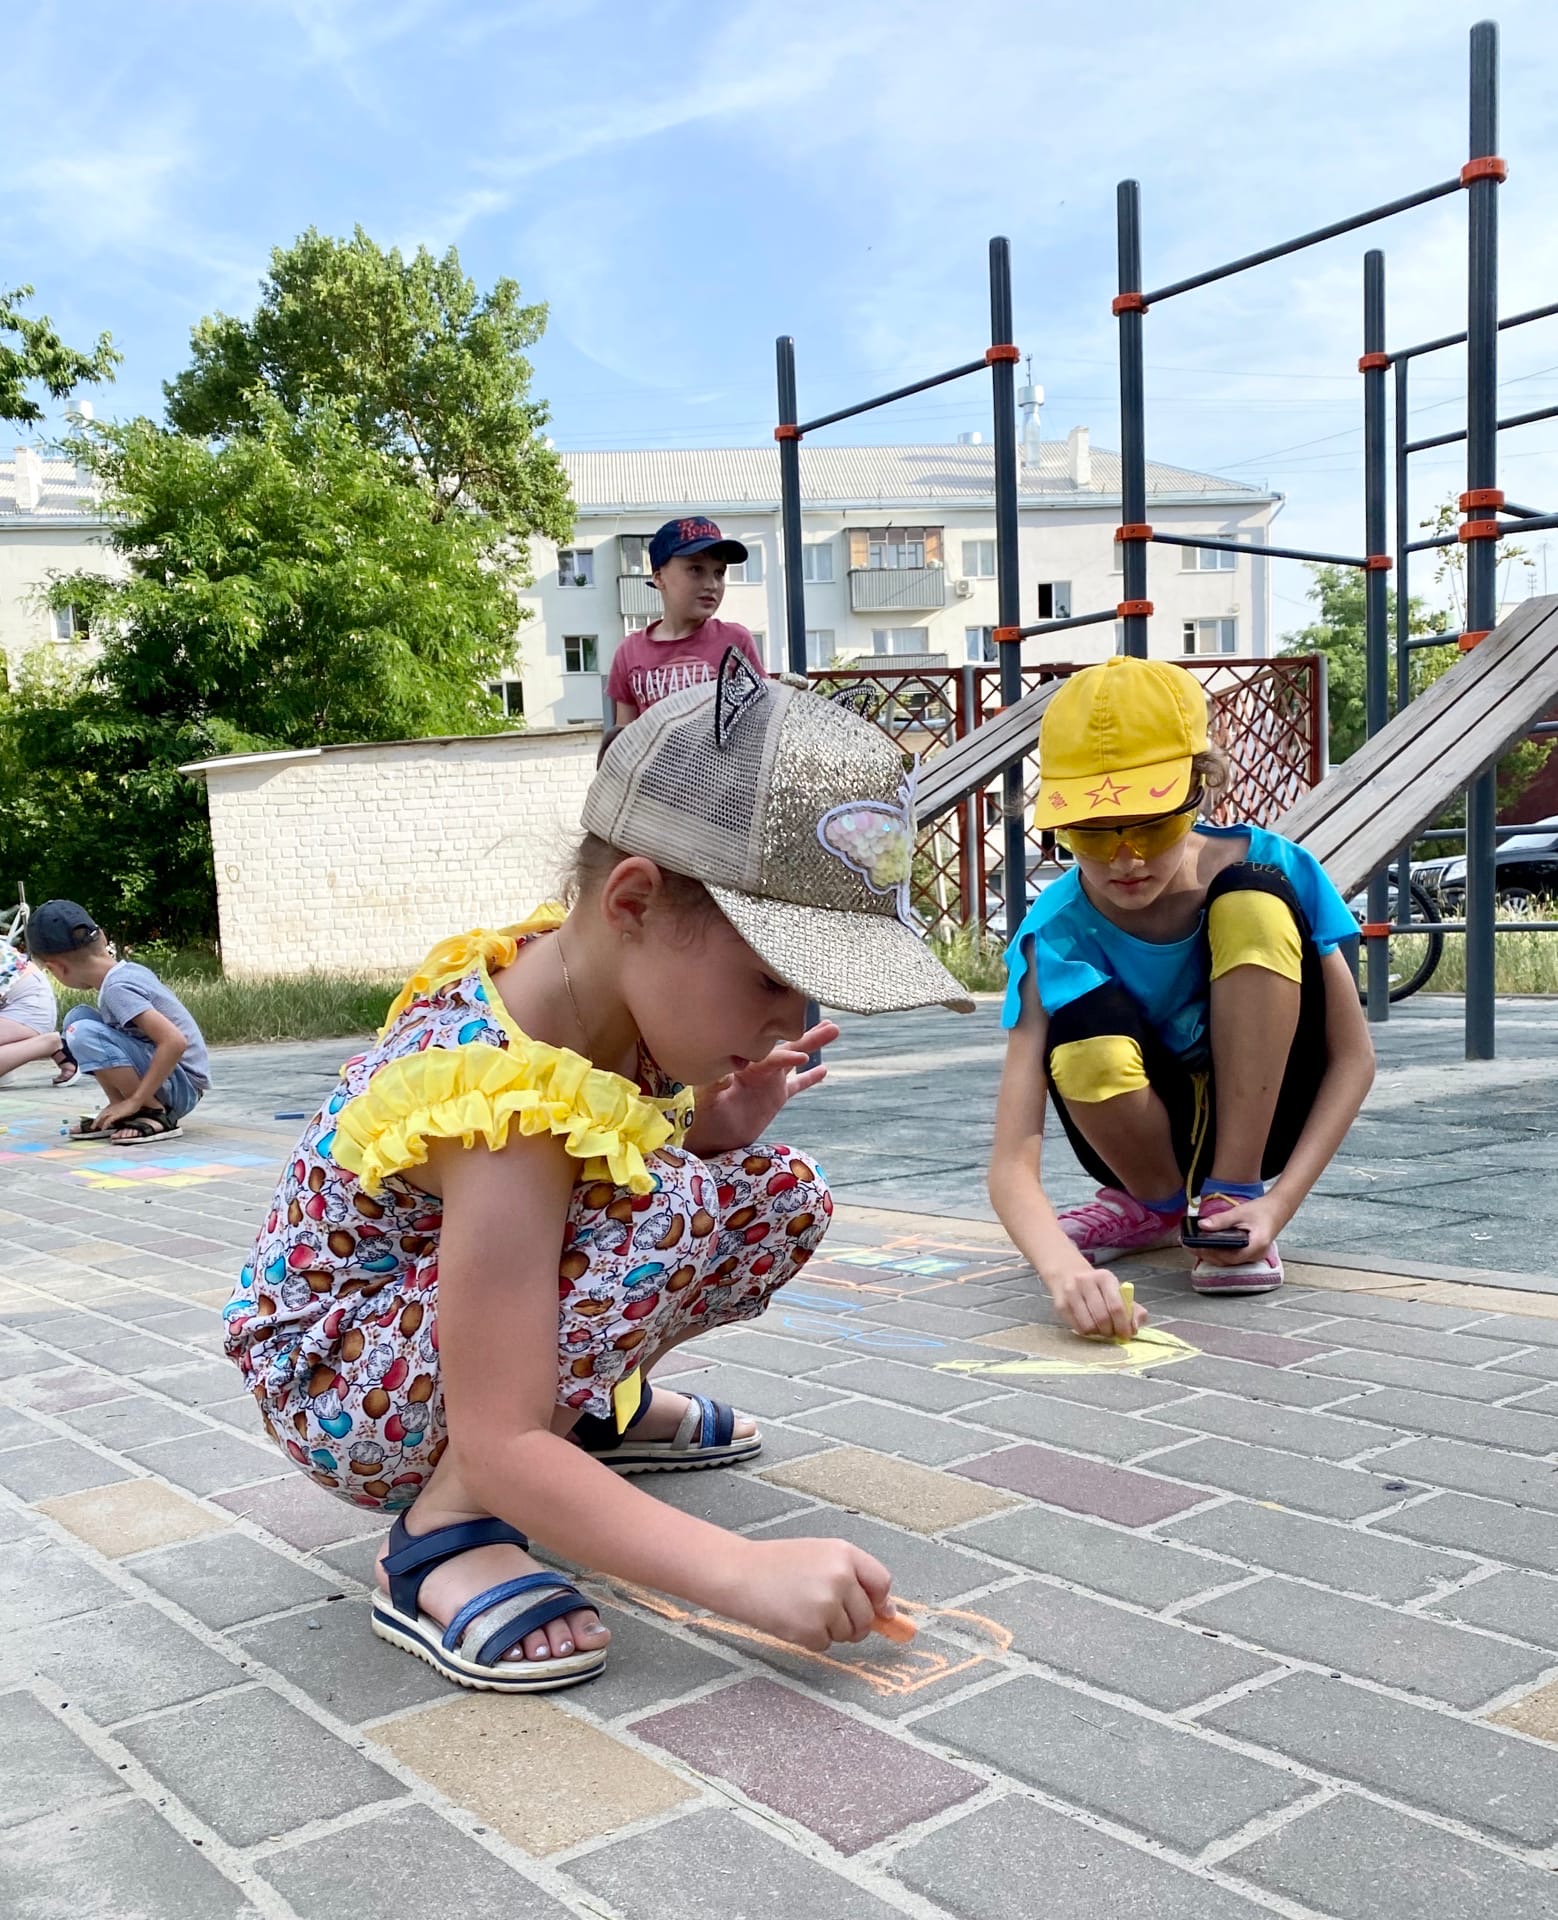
xmin=163 ymin=227 xmax=572 ymax=542
xmin=0 ymin=284 xmax=119 ymax=427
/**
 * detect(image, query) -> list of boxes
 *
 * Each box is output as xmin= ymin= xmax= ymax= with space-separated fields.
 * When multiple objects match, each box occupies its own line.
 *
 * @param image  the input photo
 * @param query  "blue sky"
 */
xmin=10 ymin=0 xmax=1558 ymax=631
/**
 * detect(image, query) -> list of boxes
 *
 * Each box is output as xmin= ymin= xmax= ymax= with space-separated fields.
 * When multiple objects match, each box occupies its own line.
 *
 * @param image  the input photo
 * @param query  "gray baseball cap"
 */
xmin=582 ymin=656 xmax=973 ymax=1016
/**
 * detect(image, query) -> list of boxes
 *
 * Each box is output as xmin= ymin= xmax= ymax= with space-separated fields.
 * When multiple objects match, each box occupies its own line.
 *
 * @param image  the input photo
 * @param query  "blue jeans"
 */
xmin=62 ymin=1005 xmax=203 ymax=1122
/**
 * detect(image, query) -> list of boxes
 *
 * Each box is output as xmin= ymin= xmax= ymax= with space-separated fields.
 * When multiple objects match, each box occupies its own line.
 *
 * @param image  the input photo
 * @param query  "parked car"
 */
xmin=1437 ymin=816 xmax=1558 ymax=913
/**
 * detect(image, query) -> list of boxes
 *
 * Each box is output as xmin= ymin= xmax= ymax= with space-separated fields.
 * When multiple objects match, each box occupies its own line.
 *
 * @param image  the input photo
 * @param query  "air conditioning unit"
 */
xmin=954 ymin=578 xmax=975 ymax=599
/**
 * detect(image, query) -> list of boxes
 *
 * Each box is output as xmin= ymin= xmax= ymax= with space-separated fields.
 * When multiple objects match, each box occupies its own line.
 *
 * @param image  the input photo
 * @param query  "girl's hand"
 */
xmin=690 ymin=1020 xmax=841 ymax=1155
xmin=1046 ymin=1254 xmax=1147 ymax=1341
xmin=726 ymin=1536 xmax=892 ymax=1650
xmin=1193 ymin=1195 xmax=1288 ymax=1265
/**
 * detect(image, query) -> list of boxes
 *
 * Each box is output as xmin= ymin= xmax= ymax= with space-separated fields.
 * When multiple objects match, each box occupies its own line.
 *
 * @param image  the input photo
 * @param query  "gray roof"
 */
xmin=560 ymin=442 xmax=1273 ymax=514
xmin=0 ymin=453 xmax=107 ymax=522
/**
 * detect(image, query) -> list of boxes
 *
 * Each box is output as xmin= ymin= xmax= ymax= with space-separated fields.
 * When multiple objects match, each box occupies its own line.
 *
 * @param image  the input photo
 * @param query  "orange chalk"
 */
xmin=873 ymin=1609 xmax=918 ymax=1643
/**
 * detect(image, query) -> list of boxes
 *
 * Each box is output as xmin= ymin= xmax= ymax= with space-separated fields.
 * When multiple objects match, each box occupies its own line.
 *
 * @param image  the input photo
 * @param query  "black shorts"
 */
xmin=1042 ymin=863 xmax=1331 ymax=1192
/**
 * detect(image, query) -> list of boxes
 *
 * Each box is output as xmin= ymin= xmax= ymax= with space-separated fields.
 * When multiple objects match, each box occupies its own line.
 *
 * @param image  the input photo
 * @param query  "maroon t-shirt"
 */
xmin=606 ymin=617 xmax=765 ymax=714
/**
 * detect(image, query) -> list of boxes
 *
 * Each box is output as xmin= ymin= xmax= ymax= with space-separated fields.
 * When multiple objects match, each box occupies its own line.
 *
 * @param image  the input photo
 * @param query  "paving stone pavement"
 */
xmin=4 ymin=1005 xmax=1558 ymax=1916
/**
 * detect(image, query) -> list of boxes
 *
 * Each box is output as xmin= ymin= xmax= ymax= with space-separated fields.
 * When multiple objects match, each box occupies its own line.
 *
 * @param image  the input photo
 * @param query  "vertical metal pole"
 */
xmin=990 ymin=237 xmax=1029 ymax=931
xmin=1363 ymin=251 xmax=1391 ymax=1023
xmin=1116 ymin=181 xmax=1149 ymax=660
xmin=1393 ymin=355 xmax=1413 ymax=931
xmin=959 ymin=663 xmax=979 ymax=927
xmin=1465 ymin=19 xmax=1500 ymax=1060
xmin=775 ymin=337 xmax=808 ymax=677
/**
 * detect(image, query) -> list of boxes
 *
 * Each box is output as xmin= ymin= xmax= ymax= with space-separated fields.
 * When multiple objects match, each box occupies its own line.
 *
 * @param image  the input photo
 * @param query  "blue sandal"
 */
xmin=371 ymin=1514 xmax=607 ymax=1691
xmin=572 ymin=1384 xmax=761 ymax=1475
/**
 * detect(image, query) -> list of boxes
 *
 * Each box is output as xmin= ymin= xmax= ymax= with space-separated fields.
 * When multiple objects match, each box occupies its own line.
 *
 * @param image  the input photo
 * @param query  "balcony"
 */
xmin=557 ymin=673 xmax=608 ymax=727
xmin=848 ymin=567 xmax=947 ymax=613
xmin=618 ymin=575 xmax=664 ymax=618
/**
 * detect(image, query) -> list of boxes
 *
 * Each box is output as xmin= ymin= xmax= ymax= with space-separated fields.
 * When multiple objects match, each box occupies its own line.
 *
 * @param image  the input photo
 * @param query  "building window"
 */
xmin=749 ymin=630 xmax=766 ymax=659
xmin=962 ymin=540 xmax=996 ymax=578
xmin=849 ymin=526 xmax=944 ymax=570
xmin=563 ymin=634 xmax=600 ymax=674
xmin=487 ymin=680 xmax=525 ymax=717
xmin=805 ymin=628 xmax=835 ymax=668
xmin=871 ymin=627 xmax=925 ymax=655
xmin=1182 ymin=618 xmax=1237 ymax=655
xmin=619 ymin=535 xmax=652 ymax=576
xmin=728 ymin=544 xmax=763 ymax=584
xmin=802 ymin=543 xmax=834 ymax=584
xmin=1181 ymin=539 xmax=1238 ymax=571
xmin=965 ymin=626 xmax=996 ymax=663
xmin=1037 ymin=581 xmax=1072 ymax=620
xmin=51 ymin=603 xmax=84 ymax=641
xmin=558 ymin=548 xmax=594 ymax=588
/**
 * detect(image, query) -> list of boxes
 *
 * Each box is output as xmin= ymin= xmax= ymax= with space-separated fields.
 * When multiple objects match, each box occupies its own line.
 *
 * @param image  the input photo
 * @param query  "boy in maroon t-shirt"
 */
xmin=605 ymin=517 xmax=766 ymax=726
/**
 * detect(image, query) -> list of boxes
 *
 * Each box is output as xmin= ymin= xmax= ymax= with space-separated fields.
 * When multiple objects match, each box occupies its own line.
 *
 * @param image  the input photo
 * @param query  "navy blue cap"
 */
xmin=648 ymin=517 xmax=748 ymax=572
xmin=26 ymin=898 xmax=101 ymax=956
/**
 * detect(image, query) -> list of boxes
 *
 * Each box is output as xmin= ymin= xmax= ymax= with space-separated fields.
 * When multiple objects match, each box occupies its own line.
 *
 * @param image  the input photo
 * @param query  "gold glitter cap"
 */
xmin=582 ymin=655 xmax=973 ymax=1015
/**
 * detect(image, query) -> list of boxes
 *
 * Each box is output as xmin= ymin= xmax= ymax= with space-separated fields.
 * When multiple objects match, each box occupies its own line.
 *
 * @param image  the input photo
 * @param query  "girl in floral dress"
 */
xmin=223 ymin=658 xmax=971 ymax=1692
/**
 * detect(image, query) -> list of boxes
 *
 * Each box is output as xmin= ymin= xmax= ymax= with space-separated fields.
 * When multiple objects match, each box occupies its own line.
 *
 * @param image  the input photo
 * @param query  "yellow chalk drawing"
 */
xmin=936 ymin=1321 xmax=1201 ymax=1379
xmin=602 ymin=1584 xmax=1014 ymax=1699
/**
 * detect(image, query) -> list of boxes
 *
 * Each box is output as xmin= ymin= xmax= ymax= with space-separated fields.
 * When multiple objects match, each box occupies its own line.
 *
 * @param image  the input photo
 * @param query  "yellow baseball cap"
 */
xmin=1036 ymin=656 xmax=1209 ymax=827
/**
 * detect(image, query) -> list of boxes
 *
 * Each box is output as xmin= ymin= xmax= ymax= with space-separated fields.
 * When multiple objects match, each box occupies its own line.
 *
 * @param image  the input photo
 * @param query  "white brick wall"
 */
xmin=192 ymin=728 xmax=600 ymax=978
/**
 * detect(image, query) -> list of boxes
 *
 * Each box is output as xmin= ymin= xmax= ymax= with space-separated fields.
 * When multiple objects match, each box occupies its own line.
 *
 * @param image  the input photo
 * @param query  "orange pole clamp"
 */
xmin=1112 ymin=291 xmax=1147 ymax=315
xmin=1459 ymin=519 xmax=1502 ymax=542
xmin=1363 ymin=554 xmax=1393 ymax=571
xmin=1459 ymin=629 xmax=1492 ymax=651
xmin=1114 ymin=523 xmax=1154 ymax=542
xmin=1116 ymin=599 xmax=1154 ymax=618
xmin=1357 ymin=351 xmax=1390 ymax=372
xmin=992 ymin=625 xmax=1022 ymax=646
xmin=1459 ymin=487 xmax=1505 ymax=510
xmin=985 ymin=344 xmax=1021 ymax=365
xmin=1359 ymin=923 xmax=1394 ymax=939
xmin=1461 ymin=155 xmax=1508 ymax=185
xmin=773 ymin=424 xmax=801 ymax=441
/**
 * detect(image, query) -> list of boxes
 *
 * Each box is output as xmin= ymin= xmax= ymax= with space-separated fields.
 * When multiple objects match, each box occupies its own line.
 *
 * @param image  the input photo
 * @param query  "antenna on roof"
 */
xmin=1018 ymin=357 xmax=1043 ymax=469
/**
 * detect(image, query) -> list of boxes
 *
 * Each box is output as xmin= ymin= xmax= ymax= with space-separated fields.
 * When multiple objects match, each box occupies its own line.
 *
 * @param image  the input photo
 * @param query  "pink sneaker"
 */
xmin=1057 ymin=1187 xmax=1184 ymax=1266
xmin=1189 ymin=1193 xmax=1284 ymax=1295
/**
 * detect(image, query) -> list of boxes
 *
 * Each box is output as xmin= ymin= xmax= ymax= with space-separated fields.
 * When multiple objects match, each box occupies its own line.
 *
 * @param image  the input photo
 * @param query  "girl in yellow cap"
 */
xmin=988 ymin=655 xmax=1375 ymax=1334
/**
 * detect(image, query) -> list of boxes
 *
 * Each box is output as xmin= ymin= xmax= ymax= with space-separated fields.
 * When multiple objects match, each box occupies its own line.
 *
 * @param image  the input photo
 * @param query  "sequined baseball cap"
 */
xmin=582 ymin=653 xmax=974 ymax=1015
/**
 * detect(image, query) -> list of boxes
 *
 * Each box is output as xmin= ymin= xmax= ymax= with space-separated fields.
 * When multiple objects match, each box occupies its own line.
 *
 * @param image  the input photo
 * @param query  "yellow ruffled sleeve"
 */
xmin=331 ymin=1037 xmax=693 ymax=1197
xmin=376 ymin=908 xmax=566 ymax=1035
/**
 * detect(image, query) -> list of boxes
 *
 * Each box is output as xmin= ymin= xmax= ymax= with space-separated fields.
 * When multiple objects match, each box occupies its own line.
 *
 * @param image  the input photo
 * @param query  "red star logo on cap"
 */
xmin=1084 ymin=775 xmax=1131 ymax=807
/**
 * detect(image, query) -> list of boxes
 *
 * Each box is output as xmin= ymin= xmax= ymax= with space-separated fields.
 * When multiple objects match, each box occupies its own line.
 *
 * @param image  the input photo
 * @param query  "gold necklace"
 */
xmin=554 ymin=931 xmax=592 ymax=1052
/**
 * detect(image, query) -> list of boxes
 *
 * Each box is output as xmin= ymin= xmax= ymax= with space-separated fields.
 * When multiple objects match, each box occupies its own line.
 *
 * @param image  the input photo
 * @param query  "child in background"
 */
xmin=224 ymin=656 xmax=971 ymax=1693
xmin=0 ymin=935 xmax=70 ymax=1085
xmin=26 ymin=900 xmax=210 ymax=1142
xmin=988 ymin=656 xmax=1374 ymax=1333
xmin=606 ymin=517 xmax=765 ymax=725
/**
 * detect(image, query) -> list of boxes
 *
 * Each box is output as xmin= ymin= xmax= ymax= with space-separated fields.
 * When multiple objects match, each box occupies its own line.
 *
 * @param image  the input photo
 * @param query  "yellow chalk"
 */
xmin=1120 ymin=1281 xmax=1134 ymax=1322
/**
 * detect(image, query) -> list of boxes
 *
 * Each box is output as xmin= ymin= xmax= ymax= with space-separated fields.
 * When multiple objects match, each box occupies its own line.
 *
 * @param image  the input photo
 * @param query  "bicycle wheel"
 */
xmin=1353 ymin=876 xmax=1444 ymax=1004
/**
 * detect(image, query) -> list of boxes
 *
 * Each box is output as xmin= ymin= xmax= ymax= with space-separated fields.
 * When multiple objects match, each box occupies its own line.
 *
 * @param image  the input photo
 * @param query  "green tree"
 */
xmin=1280 ymin=564 xmax=1447 ymax=762
xmin=163 ymin=227 xmax=572 ymax=541
xmin=0 ymin=284 xmax=119 ymax=426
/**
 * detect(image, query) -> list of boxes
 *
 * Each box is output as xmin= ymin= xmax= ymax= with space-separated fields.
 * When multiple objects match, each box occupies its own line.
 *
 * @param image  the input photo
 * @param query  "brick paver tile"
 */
xmin=0 ymin=1364 xmax=122 ymax=1412
xmin=0 ymin=1535 xmax=123 ymax=1634
xmin=569 ymin=1600 xmax=741 ymax=1722
xmin=212 ymin=1473 xmax=385 ymax=1549
xmin=259 ymin=1803 xmax=572 ymax=1919
xmin=1159 ymin=1353 xmax=1353 ymax=1407
xmin=378 ymin=1692 xmax=694 ymax=1855
xmin=1304 ymin=1348 xmax=1540 ymax=1402
xmin=762 ymin=1444 xmax=1018 ymax=1533
xmin=789 ymin=1398 xmax=994 ymax=1466
xmin=697 ymin=1326 xmax=841 ymax=1374
xmin=1154 ymin=1320 xmax=1339 ymax=1367
xmin=980 ymin=1366 xmax=1197 ymax=1411
xmin=0 ymin=1799 xmax=252 ymax=1920
xmin=0 ymin=1437 xmax=133 ymax=1502
xmin=54 ymin=1392 xmax=208 ymax=1449
xmin=1490 ymin=1678 xmax=1558 ymax=1743
xmin=963 ymin=1391 xmax=1191 ymax=1461
xmin=37 ymin=1479 xmax=229 ymax=1557
xmin=682 ymin=1362 xmax=847 ymax=1420
xmin=1141 ymin=1436 xmax=1407 ymax=1520
xmin=129 ymin=1530 xmax=342 ymax=1630
xmin=1183 ymin=1575 xmax=1550 ymax=1709
xmin=918 ymin=1673 xmax=1307 ymax=1852
xmin=808 ymin=1353 xmax=1027 ymax=1412
xmin=0 ymin=1693 xmax=127 ymax=1831
xmin=890 ymin=1793 xmax=1268 ymax=1920
xmin=1285 ymin=1319 xmax=1527 ymax=1368
xmin=1375 ymin=1491 xmax=1558 ymax=1573
xmin=633 ymin=1677 xmax=979 ymax=1852
xmin=1 ymin=1599 xmax=244 ymax=1725
xmin=1159 ymin=1500 xmax=1473 ymax=1603
xmin=1225 ymin=1789 xmax=1558 ymax=1919
xmin=952 ymin=1504 xmax=1235 ymax=1609
xmin=1428 ymin=1569 xmax=1558 ymax=1648
xmin=954 ymin=1443 xmax=1207 ymax=1525
xmin=1204 ymin=1671 xmax=1558 ymax=1846
xmin=1367 ymin=1437 xmax=1558 ymax=1513
xmin=1328 ymin=1384 xmax=1558 ymax=1455
xmin=238 ymin=1598 xmax=455 ymax=1721
xmin=1140 ymin=1392 xmax=1394 ymax=1461
xmin=133 ymin=1358 xmax=250 ymax=1405
xmin=119 ymin=1685 xmax=399 ymax=1846
xmin=124 ymin=1428 xmax=285 ymax=1497
xmin=567 ymin=1805 xmax=904 ymax=1920
xmin=976 ymin=1579 xmax=1276 ymax=1709
xmin=642 ymin=1464 xmax=813 ymax=1528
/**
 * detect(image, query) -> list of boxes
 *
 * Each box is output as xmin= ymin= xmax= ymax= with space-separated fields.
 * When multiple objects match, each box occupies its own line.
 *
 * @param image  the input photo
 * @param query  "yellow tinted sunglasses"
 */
xmin=1058 ymin=792 xmax=1202 ymax=862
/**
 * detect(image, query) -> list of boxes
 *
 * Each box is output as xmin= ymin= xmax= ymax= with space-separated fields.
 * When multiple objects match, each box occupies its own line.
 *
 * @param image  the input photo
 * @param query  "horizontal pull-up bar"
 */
xmin=1404 ymin=399 xmax=1558 ymax=455
xmin=1405 ymin=531 xmax=1463 ymax=553
xmin=1136 ymin=177 xmax=1462 ymax=307
xmin=790 ymin=352 xmax=1005 ymax=437
xmin=993 ymin=607 xmax=1118 ymax=644
xmin=1391 ymin=297 xmax=1558 ymax=363
xmin=1499 ymin=500 xmax=1551 ymax=518
xmin=1152 ymin=531 xmax=1373 ymax=568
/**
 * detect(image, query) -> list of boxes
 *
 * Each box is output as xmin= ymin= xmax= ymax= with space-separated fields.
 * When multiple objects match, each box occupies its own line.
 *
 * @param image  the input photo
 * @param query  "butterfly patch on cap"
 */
xmin=817 ymin=766 xmax=922 ymax=930
xmin=713 ymin=646 xmax=766 ymax=748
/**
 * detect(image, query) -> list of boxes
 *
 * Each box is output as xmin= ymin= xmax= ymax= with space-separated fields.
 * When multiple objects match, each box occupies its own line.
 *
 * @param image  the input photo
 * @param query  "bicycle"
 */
xmin=1348 ymin=868 xmax=1445 ymax=1004
xmin=0 ymin=886 xmax=27 ymax=958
